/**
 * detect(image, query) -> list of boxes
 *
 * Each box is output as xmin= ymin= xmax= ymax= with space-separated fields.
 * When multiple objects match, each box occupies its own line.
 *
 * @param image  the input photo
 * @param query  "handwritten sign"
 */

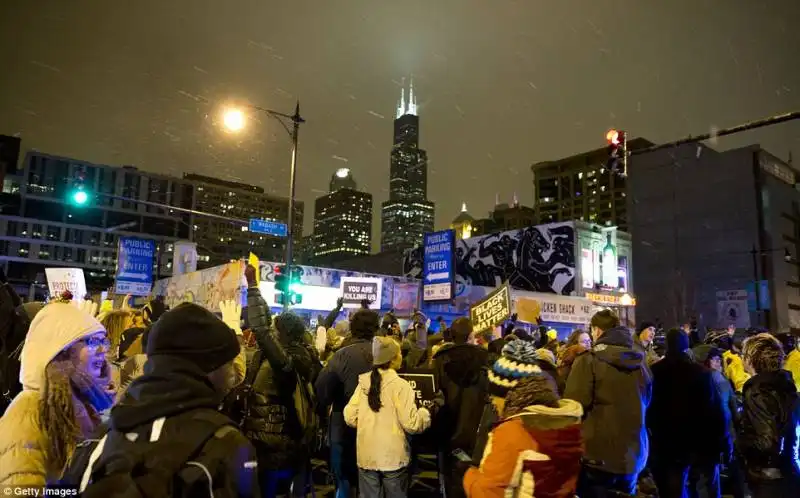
xmin=470 ymin=284 xmax=511 ymax=334
xmin=45 ymin=268 xmax=87 ymax=299
xmin=398 ymin=371 xmax=437 ymax=409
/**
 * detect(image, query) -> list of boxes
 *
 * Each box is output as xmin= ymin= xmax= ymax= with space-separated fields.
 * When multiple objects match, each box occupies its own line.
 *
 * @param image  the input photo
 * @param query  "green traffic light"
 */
xmin=71 ymin=190 xmax=89 ymax=205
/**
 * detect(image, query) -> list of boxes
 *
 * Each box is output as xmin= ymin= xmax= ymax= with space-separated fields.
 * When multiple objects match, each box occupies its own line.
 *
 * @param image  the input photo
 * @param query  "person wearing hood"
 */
xmin=0 ymin=301 xmax=114 ymax=487
xmin=464 ymin=372 xmax=584 ymax=498
xmin=634 ymin=322 xmax=661 ymax=366
xmin=564 ymin=309 xmax=652 ymax=497
xmin=647 ymin=329 xmax=730 ymax=498
xmin=738 ymin=333 xmax=800 ymax=495
xmin=432 ymin=317 xmax=490 ymax=498
xmin=344 ymin=336 xmax=435 ymax=498
xmin=316 ymin=308 xmax=380 ymax=498
xmin=62 ymin=302 xmax=259 ymax=497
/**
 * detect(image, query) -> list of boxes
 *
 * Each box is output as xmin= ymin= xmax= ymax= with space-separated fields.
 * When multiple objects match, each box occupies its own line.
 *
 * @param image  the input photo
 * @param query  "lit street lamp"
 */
xmin=222 ymin=101 xmax=305 ymax=310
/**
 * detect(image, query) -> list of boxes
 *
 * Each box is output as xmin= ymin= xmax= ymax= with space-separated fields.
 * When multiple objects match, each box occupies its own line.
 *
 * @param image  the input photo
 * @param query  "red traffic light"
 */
xmin=606 ymin=129 xmax=620 ymax=146
xmin=274 ymin=264 xmax=284 ymax=275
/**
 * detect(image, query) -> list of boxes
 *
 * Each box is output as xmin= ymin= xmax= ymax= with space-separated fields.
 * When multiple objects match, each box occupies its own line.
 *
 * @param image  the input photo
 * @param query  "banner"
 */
xmin=152 ymin=261 xmax=243 ymax=313
xmin=398 ymin=370 xmax=437 ymax=409
xmin=340 ymin=277 xmax=382 ymax=310
xmin=470 ymin=284 xmax=511 ymax=334
xmin=515 ymin=294 xmax=593 ymax=325
xmin=45 ymin=268 xmax=87 ymax=299
xmin=115 ymin=236 xmax=155 ymax=296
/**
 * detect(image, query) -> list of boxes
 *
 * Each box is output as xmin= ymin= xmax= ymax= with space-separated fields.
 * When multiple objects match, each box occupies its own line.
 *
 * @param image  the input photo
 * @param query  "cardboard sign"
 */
xmin=45 ymin=268 xmax=88 ymax=299
xmin=340 ymin=277 xmax=382 ymax=310
xmin=398 ymin=370 xmax=437 ymax=409
xmin=470 ymin=284 xmax=511 ymax=334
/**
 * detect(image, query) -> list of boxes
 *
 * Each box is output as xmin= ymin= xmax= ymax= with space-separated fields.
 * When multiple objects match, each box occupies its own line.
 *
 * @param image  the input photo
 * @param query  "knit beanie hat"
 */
xmin=666 ymin=328 xmax=690 ymax=356
xmin=372 ymin=336 xmax=400 ymax=366
xmin=146 ymin=303 xmax=240 ymax=374
xmin=692 ymin=344 xmax=723 ymax=365
xmin=488 ymin=338 xmax=543 ymax=398
xmin=20 ymin=302 xmax=105 ymax=391
xmin=535 ymin=348 xmax=557 ymax=367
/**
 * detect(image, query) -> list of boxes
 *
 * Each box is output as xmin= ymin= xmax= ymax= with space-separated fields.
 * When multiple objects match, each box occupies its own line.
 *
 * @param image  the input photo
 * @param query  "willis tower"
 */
xmin=380 ymin=79 xmax=435 ymax=251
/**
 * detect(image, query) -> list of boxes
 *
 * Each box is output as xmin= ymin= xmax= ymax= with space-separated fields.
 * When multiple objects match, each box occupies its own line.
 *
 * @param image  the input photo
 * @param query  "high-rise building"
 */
xmin=183 ymin=173 xmax=302 ymax=267
xmin=531 ymin=138 xmax=654 ymax=230
xmin=313 ymin=168 xmax=372 ymax=264
xmin=0 ymin=151 xmax=194 ymax=298
xmin=628 ymin=143 xmax=800 ymax=331
xmin=381 ymin=79 xmax=435 ymax=251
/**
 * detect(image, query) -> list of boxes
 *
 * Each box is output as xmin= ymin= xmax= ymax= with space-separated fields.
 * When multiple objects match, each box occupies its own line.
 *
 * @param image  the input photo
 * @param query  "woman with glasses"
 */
xmin=0 ymin=299 xmax=114 ymax=487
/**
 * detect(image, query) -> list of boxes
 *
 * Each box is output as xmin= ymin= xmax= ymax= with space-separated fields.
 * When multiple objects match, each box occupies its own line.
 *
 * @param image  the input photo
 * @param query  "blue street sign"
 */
xmin=746 ymin=280 xmax=770 ymax=311
xmin=249 ymin=218 xmax=288 ymax=237
xmin=422 ymin=229 xmax=455 ymax=302
xmin=115 ymin=237 xmax=155 ymax=296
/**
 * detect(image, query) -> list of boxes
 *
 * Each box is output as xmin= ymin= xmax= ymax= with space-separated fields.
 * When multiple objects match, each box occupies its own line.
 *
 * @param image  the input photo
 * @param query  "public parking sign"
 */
xmin=115 ymin=237 xmax=155 ymax=296
xmin=248 ymin=218 xmax=288 ymax=237
xmin=422 ymin=229 xmax=455 ymax=301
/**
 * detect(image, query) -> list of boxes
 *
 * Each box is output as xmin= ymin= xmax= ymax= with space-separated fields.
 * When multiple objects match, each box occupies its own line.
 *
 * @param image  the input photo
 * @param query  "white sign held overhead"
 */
xmin=45 ymin=268 xmax=88 ymax=300
xmin=339 ymin=277 xmax=383 ymax=310
xmin=716 ymin=289 xmax=750 ymax=328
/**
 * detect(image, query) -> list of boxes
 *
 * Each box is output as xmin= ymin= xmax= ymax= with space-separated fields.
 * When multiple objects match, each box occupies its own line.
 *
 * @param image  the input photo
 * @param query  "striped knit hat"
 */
xmin=487 ymin=338 xmax=543 ymax=398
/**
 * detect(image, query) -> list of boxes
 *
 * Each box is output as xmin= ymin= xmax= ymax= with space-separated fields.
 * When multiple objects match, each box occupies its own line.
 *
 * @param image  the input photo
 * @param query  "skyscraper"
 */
xmin=313 ymin=168 xmax=372 ymax=264
xmin=381 ymin=78 xmax=435 ymax=251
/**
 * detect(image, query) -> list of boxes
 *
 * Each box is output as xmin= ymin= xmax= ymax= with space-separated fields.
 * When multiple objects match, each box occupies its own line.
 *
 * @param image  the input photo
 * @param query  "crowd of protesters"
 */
xmin=1 ymin=266 xmax=799 ymax=498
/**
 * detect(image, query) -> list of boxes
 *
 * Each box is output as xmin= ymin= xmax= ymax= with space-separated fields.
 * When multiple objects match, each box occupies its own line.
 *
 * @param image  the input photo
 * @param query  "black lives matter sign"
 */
xmin=398 ymin=370 xmax=437 ymax=409
xmin=341 ymin=278 xmax=380 ymax=307
xmin=470 ymin=284 xmax=511 ymax=334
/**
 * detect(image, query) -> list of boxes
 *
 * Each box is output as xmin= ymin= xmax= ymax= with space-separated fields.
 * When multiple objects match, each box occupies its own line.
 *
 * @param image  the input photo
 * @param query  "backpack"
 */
xmin=294 ymin=367 xmax=320 ymax=450
xmin=58 ymin=408 xmax=235 ymax=498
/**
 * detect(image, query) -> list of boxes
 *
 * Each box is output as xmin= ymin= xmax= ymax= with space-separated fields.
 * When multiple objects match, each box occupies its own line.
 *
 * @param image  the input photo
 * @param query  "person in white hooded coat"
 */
xmin=344 ymin=336 xmax=433 ymax=498
xmin=0 ymin=301 xmax=113 ymax=487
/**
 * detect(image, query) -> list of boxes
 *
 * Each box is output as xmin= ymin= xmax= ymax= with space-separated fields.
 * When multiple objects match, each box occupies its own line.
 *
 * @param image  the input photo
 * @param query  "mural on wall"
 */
xmin=405 ymin=222 xmax=576 ymax=296
xmin=153 ymin=261 xmax=244 ymax=313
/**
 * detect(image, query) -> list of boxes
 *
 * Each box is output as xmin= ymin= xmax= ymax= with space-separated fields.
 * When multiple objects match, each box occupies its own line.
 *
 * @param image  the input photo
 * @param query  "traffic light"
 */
xmin=274 ymin=264 xmax=304 ymax=306
xmin=67 ymin=170 xmax=91 ymax=207
xmin=288 ymin=265 xmax=303 ymax=305
xmin=274 ymin=264 xmax=289 ymax=293
xmin=606 ymin=129 xmax=628 ymax=177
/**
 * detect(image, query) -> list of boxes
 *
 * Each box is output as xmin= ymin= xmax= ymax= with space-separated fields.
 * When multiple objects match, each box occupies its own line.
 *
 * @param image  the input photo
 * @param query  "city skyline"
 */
xmin=0 ymin=1 xmax=798 ymax=252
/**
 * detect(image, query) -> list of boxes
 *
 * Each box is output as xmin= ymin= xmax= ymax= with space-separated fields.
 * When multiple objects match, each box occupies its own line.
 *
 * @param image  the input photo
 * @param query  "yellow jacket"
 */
xmin=723 ymin=350 xmax=750 ymax=393
xmin=785 ymin=349 xmax=800 ymax=392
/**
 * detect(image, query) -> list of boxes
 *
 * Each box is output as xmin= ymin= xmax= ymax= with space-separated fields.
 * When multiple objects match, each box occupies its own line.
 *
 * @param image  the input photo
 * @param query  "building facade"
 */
xmin=312 ymin=168 xmax=372 ymax=264
xmin=380 ymin=79 xmax=435 ymax=251
xmin=0 ymin=134 xmax=21 ymax=189
xmin=627 ymin=143 xmax=800 ymax=331
xmin=531 ymin=138 xmax=654 ymax=231
xmin=450 ymin=198 xmax=538 ymax=240
xmin=184 ymin=173 xmax=303 ymax=268
xmin=0 ymin=152 xmax=193 ymax=298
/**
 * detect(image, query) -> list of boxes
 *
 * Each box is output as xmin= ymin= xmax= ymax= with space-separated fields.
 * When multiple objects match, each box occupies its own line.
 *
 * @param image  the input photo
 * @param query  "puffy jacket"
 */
xmin=432 ymin=343 xmax=490 ymax=454
xmin=563 ymin=327 xmax=652 ymax=476
xmin=464 ymin=399 xmax=584 ymax=498
xmin=245 ymin=289 xmax=321 ymax=471
xmin=738 ymin=370 xmax=800 ymax=483
xmin=344 ymin=369 xmax=431 ymax=471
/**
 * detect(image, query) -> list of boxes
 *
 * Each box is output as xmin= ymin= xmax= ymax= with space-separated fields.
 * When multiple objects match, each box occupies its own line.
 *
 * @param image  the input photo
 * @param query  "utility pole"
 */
xmin=283 ymin=101 xmax=304 ymax=311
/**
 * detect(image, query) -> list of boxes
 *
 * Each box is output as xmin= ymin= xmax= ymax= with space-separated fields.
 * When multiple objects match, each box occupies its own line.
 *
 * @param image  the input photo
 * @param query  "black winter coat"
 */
xmin=738 ymin=370 xmax=800 ymax=483
xmin=245 ymin=288 xmax=322 ymax=471
xmin=431 ymin=343 xmax=489 ymax=454
xmin=314 ymin=338 xmax=373 ymax=444
xmin=647 ymin=354 xmax=730 ymax=464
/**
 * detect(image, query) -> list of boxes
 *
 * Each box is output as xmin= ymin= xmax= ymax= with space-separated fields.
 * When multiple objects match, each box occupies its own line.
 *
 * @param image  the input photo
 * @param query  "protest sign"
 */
xmin=45 ymin=268 xmax=88 ymax=299
xmin=470 ymin=284 xmax=511 ymax=334
xmin=398 ymin=370 xmax=437 ymax=409
xmin=340 ymin=277 xmax=382 ymax=310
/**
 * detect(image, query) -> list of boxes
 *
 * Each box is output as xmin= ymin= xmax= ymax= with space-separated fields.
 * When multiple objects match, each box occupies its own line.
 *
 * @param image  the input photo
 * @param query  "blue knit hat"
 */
xmin=487 ymin=338 xmax=543 ymax=397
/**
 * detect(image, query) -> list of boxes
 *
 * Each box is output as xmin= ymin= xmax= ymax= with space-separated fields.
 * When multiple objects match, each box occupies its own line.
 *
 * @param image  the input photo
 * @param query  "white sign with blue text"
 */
xmin=115 ymin=237 xmax=155 ymax=296
xmin=423 ymin=229 xmax=455 ymax=302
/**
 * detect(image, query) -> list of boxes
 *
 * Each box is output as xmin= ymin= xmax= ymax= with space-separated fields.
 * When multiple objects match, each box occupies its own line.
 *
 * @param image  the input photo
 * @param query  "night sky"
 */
xmin=1 ymin=1 xmax=798 ymax=249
